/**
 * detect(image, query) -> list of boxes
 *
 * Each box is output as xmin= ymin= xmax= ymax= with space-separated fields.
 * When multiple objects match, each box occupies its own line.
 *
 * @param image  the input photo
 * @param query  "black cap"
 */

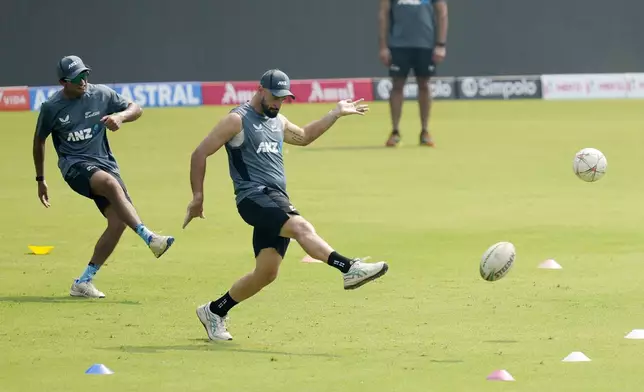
xmin=259 ymin=69 xmax=295 ymax=99
xmin=57 ymin=55 xmax=91 ymax=81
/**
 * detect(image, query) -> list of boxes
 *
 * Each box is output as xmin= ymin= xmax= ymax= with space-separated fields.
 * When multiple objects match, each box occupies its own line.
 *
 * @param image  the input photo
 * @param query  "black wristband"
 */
xmin=436 ymin=42 xmax=446 ymax=47
xmin=36 ymin=176 xmax=44 ymax=181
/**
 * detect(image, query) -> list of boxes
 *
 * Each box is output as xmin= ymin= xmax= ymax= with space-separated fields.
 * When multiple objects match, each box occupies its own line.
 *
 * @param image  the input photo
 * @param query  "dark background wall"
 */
xmin=1 ymin=0 xmax=643 ymax=86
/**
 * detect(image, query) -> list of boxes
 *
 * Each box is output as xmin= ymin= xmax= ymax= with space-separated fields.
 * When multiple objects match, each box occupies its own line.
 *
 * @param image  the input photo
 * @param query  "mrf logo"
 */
xmin=67 ymin=128 xmax=93 ymax=142
xmin=256 ymin=141 xmax=279 ymax=154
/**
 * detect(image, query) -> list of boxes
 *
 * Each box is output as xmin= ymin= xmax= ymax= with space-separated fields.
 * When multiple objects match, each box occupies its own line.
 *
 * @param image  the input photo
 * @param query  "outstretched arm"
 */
xmin=183 ymin=112 xmax=242 ymax=228
xmin=282 ymin=99 xmax=369 ymax=146
xmin=280 ymin=110 xmax=340 ymax=146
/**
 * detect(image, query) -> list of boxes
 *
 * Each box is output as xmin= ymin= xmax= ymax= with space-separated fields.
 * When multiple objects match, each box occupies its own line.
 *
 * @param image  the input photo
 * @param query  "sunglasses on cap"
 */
xmin=65 ymin=71 xmax=89 ymax=84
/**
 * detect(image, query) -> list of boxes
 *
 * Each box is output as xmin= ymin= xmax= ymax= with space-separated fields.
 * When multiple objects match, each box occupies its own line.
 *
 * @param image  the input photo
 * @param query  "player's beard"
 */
xmin=260 ymin=97 xmax=279 ymax=118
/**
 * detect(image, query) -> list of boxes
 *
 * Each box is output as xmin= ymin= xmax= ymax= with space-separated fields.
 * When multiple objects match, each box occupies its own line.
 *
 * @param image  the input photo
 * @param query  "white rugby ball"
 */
xmin=480 ymin=241 xmax=516 ymax=282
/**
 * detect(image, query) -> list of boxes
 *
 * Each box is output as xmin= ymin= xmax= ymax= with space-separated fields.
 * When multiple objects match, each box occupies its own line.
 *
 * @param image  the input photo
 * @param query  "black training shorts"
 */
xmin=236 ymin=187 xmax=300 ymax=258
xmin=389 ymin=47 xmax=436 ymax=79
xmin=64 ymin=162 xmax=131 ymax=216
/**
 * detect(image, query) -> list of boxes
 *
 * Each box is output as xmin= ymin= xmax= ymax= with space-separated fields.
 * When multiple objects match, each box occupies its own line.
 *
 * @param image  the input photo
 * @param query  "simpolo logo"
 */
xmin=481 ymin=78 xmax=538 ymax=99
xmin=461 ymin=77 xmax=539 ymax=99
xmin=460 ymin=78 xmax=479 ymax=98
xmin=376 ymin=78 xmax=453 ymax=100
xmin=431 ymin=79 xmax=453 ymax=98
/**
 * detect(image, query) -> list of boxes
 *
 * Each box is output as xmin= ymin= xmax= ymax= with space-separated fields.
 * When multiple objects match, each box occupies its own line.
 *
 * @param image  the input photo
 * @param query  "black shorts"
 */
xmin=389 ymin=47 xmax=436 ymax=79
xmin=64 ymin=162 xmax=131 ymax=216
xmin=236 ymin=187 xmax=300 ymax=258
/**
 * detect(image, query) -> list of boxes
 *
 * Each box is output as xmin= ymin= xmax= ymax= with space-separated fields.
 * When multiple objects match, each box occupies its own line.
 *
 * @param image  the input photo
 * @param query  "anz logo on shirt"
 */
xmin=67 ymin=128 xmax=93 ymax=142
xmin=66 ymin=124 xmax=101 ymax=143
xmin=256 ymin=141 xmax=281 ymax=154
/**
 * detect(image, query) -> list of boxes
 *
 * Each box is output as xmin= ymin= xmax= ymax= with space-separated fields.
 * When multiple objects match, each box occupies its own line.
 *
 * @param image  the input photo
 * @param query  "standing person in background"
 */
xmin=379 ymin=0 xmax=448 ymax=147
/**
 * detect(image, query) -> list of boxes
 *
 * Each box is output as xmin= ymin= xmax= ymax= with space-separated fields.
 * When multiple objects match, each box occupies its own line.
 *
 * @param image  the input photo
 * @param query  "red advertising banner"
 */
xmin=0 ymin=86 xmax=30 ymax=111
xmin=291 ymin=78 xmax=374 ymax=103
xmin=202 ymin=78 xmax=373 ymax=106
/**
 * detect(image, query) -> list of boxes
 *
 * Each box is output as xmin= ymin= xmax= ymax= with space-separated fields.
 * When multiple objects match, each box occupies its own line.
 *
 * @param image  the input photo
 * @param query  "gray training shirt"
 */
xmin=388 ymin=0 xmax=445 ymax=49
xmin=35 ymin=84 xmax=130 ymax=178
xmin=225 ymin=102 xmax=288 ymax=204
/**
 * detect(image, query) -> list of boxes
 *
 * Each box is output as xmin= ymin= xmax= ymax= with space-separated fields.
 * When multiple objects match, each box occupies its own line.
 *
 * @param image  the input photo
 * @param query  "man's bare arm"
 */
xmin=434 ymin=1 xmax=448 ymax=45
xmin=189 ymin=113 xmax=242 ymax=199
xmin=281 ymin=110 xmax=341 ymax=147
xmin=379 ymin=0 xmax=391 ymax=50
xmin=281 ymin=99 xmax=369 ymax=146
xmin=33 ymin=133 xmax=46 ymax=180
xmin=33 ymin=105 xmax=49 ymax=179
xmin=118 ymin=102 xmax=143 ymax=123
xmin=102 ymin=102 xmax=143 ymax=131
xmin=33 ymin=106 xmax=52 ymax=207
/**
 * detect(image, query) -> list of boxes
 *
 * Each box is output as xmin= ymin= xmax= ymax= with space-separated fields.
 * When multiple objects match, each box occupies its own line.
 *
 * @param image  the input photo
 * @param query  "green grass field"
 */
xmin=2 ymin=99 xmax=644 ymax=391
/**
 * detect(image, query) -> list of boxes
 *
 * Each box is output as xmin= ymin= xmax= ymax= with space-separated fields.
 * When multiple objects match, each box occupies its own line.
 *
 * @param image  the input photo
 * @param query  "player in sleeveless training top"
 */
xmin=184 ymin=69 xmax=389 ymax=340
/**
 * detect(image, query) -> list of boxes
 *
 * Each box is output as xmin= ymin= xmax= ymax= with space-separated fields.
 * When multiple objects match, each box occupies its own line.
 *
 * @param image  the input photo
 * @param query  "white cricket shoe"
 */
xmin=70 ymin=280 xmax=105 ymax=298
xmin=343 ymin=258 xmax=389 ymax=290
xmin=196 ymin=303 xmax=233 ymax=341
xmin=149 ymin=235 xmax=175 ymax=258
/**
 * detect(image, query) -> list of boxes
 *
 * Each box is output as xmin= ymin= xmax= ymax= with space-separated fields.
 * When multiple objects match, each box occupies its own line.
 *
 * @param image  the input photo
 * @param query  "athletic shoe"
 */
xmin=419 ymin=130 xmax=435 ymax=147
xmin=343 ymin=258 xmax=389 ymax=290
xmin=385 ymin=131 xmax=401 ymax=147
xmin=196 ymin=303 xmax=233 ymax=341
xmin=149 ymin=235 xmax=174 ymax=258
xmin=70 ymin=279 xmax=105 ymax=298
